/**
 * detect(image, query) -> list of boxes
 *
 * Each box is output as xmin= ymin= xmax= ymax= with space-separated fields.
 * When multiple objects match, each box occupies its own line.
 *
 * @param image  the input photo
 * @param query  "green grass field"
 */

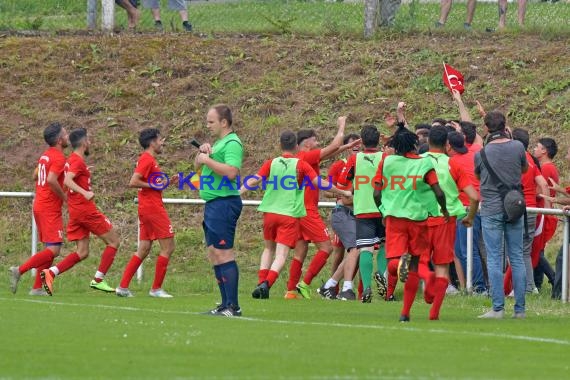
xmin=1 ymin=272 xmax=570 ymax=379
xmin=0 ymin=0 xmax=569 ymax=35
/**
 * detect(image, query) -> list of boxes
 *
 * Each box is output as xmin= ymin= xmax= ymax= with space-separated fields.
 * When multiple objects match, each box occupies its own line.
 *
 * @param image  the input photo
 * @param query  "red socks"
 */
xmin=119 ymin=255 xmax=143 ymax=289
xmin=303 ymin=250 xmax=330 ymax=285
xmin=258 ymin=269 xmax=269 ymax=284
xmin=19 ymin=248 xmax=55 ymax=274
xmin=424 ymin=272 xmax=436 ymax=304
xmin=96 ymin=246 xmax=117 ymax=281
xmin=266 ymin=270 xmax=279 ymax=287
xmin=151 ymin=255 xmax=169 ymax=290
xmin=32 ymin=260 xmax=54 ymax=289
xmin=401 ymin=271 xmax=420 ymax=318
xmin=54 ymin=252 xmax=81 ymax=275
xmin=287 ymin=258 xmax=303 ymax=291
xmin=429 ymin=277 xmax=449 ymax=320
xmin=387 ymin=259 xmax=398 ymax=298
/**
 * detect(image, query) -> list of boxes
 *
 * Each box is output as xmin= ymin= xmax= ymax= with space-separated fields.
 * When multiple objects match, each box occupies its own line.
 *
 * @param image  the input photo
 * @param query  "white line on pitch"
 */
xmin=2 ymin=297 xmax=569 ymax=346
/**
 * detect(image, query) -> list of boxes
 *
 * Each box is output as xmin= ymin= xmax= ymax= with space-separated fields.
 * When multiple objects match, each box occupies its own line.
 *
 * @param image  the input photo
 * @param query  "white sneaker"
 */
xmin=507 ymin=290 xmax=514 ymax=298
xmin=478 ymin=309 xmax=505 ymax=319
xmin=446 ymin=284 xmax=460 ymax=295
xmin=115 ymin=287 xmax=134 ymax=297
xmin=9 ymin=266 xmax=21 ymax=294
xmin=149 ymin=288 xmax=173 ymax=298
xmin=532 ymin=287 xmax=539 ymax=295
xmin=29 ymin=288 xmax=49 ymax=296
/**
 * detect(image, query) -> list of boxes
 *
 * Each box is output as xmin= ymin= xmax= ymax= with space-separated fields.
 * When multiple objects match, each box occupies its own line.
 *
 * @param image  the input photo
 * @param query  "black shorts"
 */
xmin=356 ymin=217 xmax=385 ymax=249
xmin=203 ymin=196 xmax=242 ymax=249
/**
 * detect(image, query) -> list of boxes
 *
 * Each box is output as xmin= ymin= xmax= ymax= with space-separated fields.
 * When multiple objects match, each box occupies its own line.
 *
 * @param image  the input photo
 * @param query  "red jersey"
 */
xmin=521 ymin=152 xmax=540 ymax=208
xmin=34 ymin=147 xmax=66 ymax=212
xmin=65 ymin=152 xmax=96 ymax=215
xmin=449 ymin=149 xmax=481 ymax=206
xmin=135 ymin=152 xmax=165 ymax=214
xmin=257 ymin=153 xmax=318 ymax=185
xmin=296 ymin=149 xmax=321 ymax=211
xmin=540 ymin=161 xmax=559 ymax=198
xmin=328 ymin=159 xmax=346 ymax=186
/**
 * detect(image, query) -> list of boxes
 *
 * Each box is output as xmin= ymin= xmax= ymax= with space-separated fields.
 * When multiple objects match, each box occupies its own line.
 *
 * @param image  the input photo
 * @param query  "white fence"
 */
xmin=3 ymin=191 xmax=569 ymax=302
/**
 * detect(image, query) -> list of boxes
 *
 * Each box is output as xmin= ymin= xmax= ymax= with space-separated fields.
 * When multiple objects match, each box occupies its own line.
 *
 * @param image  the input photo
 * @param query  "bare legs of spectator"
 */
xmin=498 ymin=0 xmax=526 ymax=29
xmin=116 ymin=0 xmax=140 ymax=29
xmin=437 ymin=0 xmax=476 ymax=28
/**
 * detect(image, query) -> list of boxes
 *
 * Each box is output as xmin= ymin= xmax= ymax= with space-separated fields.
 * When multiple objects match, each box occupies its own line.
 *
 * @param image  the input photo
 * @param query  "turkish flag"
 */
xmin=443 ymin=63 xmax=465 ymax=94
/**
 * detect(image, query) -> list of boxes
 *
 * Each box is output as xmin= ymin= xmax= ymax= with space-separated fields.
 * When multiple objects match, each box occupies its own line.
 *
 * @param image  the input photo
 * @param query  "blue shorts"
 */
xmin=203 ymin=196 xmax=242 ymax=249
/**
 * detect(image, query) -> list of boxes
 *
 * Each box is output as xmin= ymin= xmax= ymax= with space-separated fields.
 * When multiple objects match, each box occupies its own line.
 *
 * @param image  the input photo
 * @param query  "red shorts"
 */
xmin=67 ymin=209 xmax=113 ymax=241
xmin=332 ymin=233 xmax=344 ymax=248
xmin=427 ymin=217 xmax=457 ymax=265
xmin=385 ymin=216 xmax=428 ymax=259
xmin=299 ymin=208 xmax=329 ymax=243
xmin=263 ymin=213 xmax=300 ymax=249
xmin=33 ymin=210 xmax=64 ymax=244
xmin=139 ymin=210 xmax=174 ymax=241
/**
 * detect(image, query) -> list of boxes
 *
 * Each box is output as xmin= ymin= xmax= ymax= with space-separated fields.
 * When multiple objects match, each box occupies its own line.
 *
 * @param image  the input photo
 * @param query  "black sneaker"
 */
xmin=374 ymin=272 xmax=387 ymax=299
xmin=362 ymin=287 xmax=372 ymax=303
xmin=385 ymin=294 xmax=397 ymax=302
xmin=399 ymin=314 xmax=410 ymax=323
xmin=397 ymin=253 xmax=411 ymax=283
xmin=182 ymin=21 xmax=192 ymax=32
xmin=337 ymin=289 xmax=356 ymax=301
xmin=215 ymin=304 xmax=242 ymax=317
xmin=202 ymin=303 xmax=224 ymax=315
xmin=317 ymin=284 xmax=337 ymax=300
xmin=154 ymin=20 xmax=163 ymax=31
xmin=252 ymin=281 xmax=269 ymax=299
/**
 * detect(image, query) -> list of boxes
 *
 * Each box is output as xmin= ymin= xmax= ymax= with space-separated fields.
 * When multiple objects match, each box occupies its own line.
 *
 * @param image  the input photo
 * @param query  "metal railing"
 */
xmin=2 ymin=191 xmax=568 ymax=302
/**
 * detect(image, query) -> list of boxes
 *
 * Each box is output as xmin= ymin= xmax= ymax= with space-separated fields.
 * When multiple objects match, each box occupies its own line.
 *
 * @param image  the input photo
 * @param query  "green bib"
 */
xmin=353 ymin=151 xmax=383 ymax=215
xmin=258 ymin=157 xmax=306 ymax=218
xmin=379 ymin=155 xmax=439 ymax=221
xmin=422 ymin=152 xmax=466 ymax=218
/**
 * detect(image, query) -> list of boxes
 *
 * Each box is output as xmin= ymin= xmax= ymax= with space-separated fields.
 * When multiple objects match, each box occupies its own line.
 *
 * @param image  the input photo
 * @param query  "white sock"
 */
xmin=94 ymin=271 xmax=105 ymax=280
xmin=49 ymin=266 xmax=60 ymax=276
xmin=324 ymin=278 xmax=338 ymax=288
xmin=342 ymin=281 xmax=353 ymax=291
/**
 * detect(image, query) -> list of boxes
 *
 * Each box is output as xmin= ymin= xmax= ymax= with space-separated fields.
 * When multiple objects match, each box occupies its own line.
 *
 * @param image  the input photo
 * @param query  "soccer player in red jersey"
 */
xmin=373 ymin=123 xmax=449 ymax=322
xmin=241 ymin=131 xmax=352 ymax=299
xmin=9 ymin=123 xmax=68 ymax=296
xmin=288 ymin=116 xmax=361 ymax=299
xmin=40 ymin=128 xmax=120 ymax=296
xmin=116 ymin=128 xmax=177 ymax=298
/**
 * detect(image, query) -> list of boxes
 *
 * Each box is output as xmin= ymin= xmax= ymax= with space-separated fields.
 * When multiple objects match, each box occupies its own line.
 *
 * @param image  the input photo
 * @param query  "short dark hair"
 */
xmin=417 ymin=143 xmax=430 ymax=154
xmin=43 ymin=122 xmax=63 ymax=147
xmin=415 ymin=123 xmax=431 ymax=132
xmin=343 ymin=133 xmax=360 ymax=145
xmin=432 ymin=118 xmax=448 ymax=127
xmin=69 ymin=128 xmax=87 ymax=149
xmin=428 ymin=125 xmax=448 ymax=148
xmin=484 ymin=111 xmax=506 ymax=133
xmin=390 ymin=123 xmax=418 ymax=155
xmin=139 ymin=128 xmax=160 ymax=149
xmin=360 ymin=125 xmax=379 ymax=148
xmin=280 ymin=130 xmax=297 ymax=151
xmin=512 ymin=128 xmax=530 ymax=149
xmin=538 ymin=137 xmax=558 ymax=159
xmin=211 ymin=104 xmax=233 ymax=127
xmin=459 ymin=121 xmax=477 ymax=144
xmin=297 ymin=129 xmax=316 ymax=146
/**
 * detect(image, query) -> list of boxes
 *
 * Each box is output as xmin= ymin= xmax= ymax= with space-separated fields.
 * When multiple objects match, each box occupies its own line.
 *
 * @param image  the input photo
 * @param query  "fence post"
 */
xmin=563 ymin=216 xmax=569 ymax=303
xmin=364 ymin=0 xmax=378 ymax=38
xmin=137 ymin=218 xmax=143 ymax=283
xmin=87 ymin=0 xmax=97 ymax=30
xmin=466 ymin=226 xmax=473 ymax=293
xmin=30 ymin=210 xmax=38 ymax=277
xmin=101 ymin=0 xmax=115 ymax=32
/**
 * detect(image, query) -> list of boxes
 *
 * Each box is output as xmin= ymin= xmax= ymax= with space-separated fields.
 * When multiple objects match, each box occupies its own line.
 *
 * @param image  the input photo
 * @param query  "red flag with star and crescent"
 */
xmin=442 ymin=63 xmax=465 ymax=94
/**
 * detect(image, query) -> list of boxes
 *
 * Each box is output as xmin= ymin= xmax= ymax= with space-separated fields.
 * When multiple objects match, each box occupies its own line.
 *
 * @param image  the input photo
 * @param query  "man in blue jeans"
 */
xmin=474 ymin=111 xmax=528 ymax=319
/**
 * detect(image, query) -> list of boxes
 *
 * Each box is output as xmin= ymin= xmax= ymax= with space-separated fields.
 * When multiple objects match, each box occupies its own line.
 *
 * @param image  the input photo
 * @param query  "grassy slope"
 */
xmin=1 ymin=33 xmax=569 ymax=262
